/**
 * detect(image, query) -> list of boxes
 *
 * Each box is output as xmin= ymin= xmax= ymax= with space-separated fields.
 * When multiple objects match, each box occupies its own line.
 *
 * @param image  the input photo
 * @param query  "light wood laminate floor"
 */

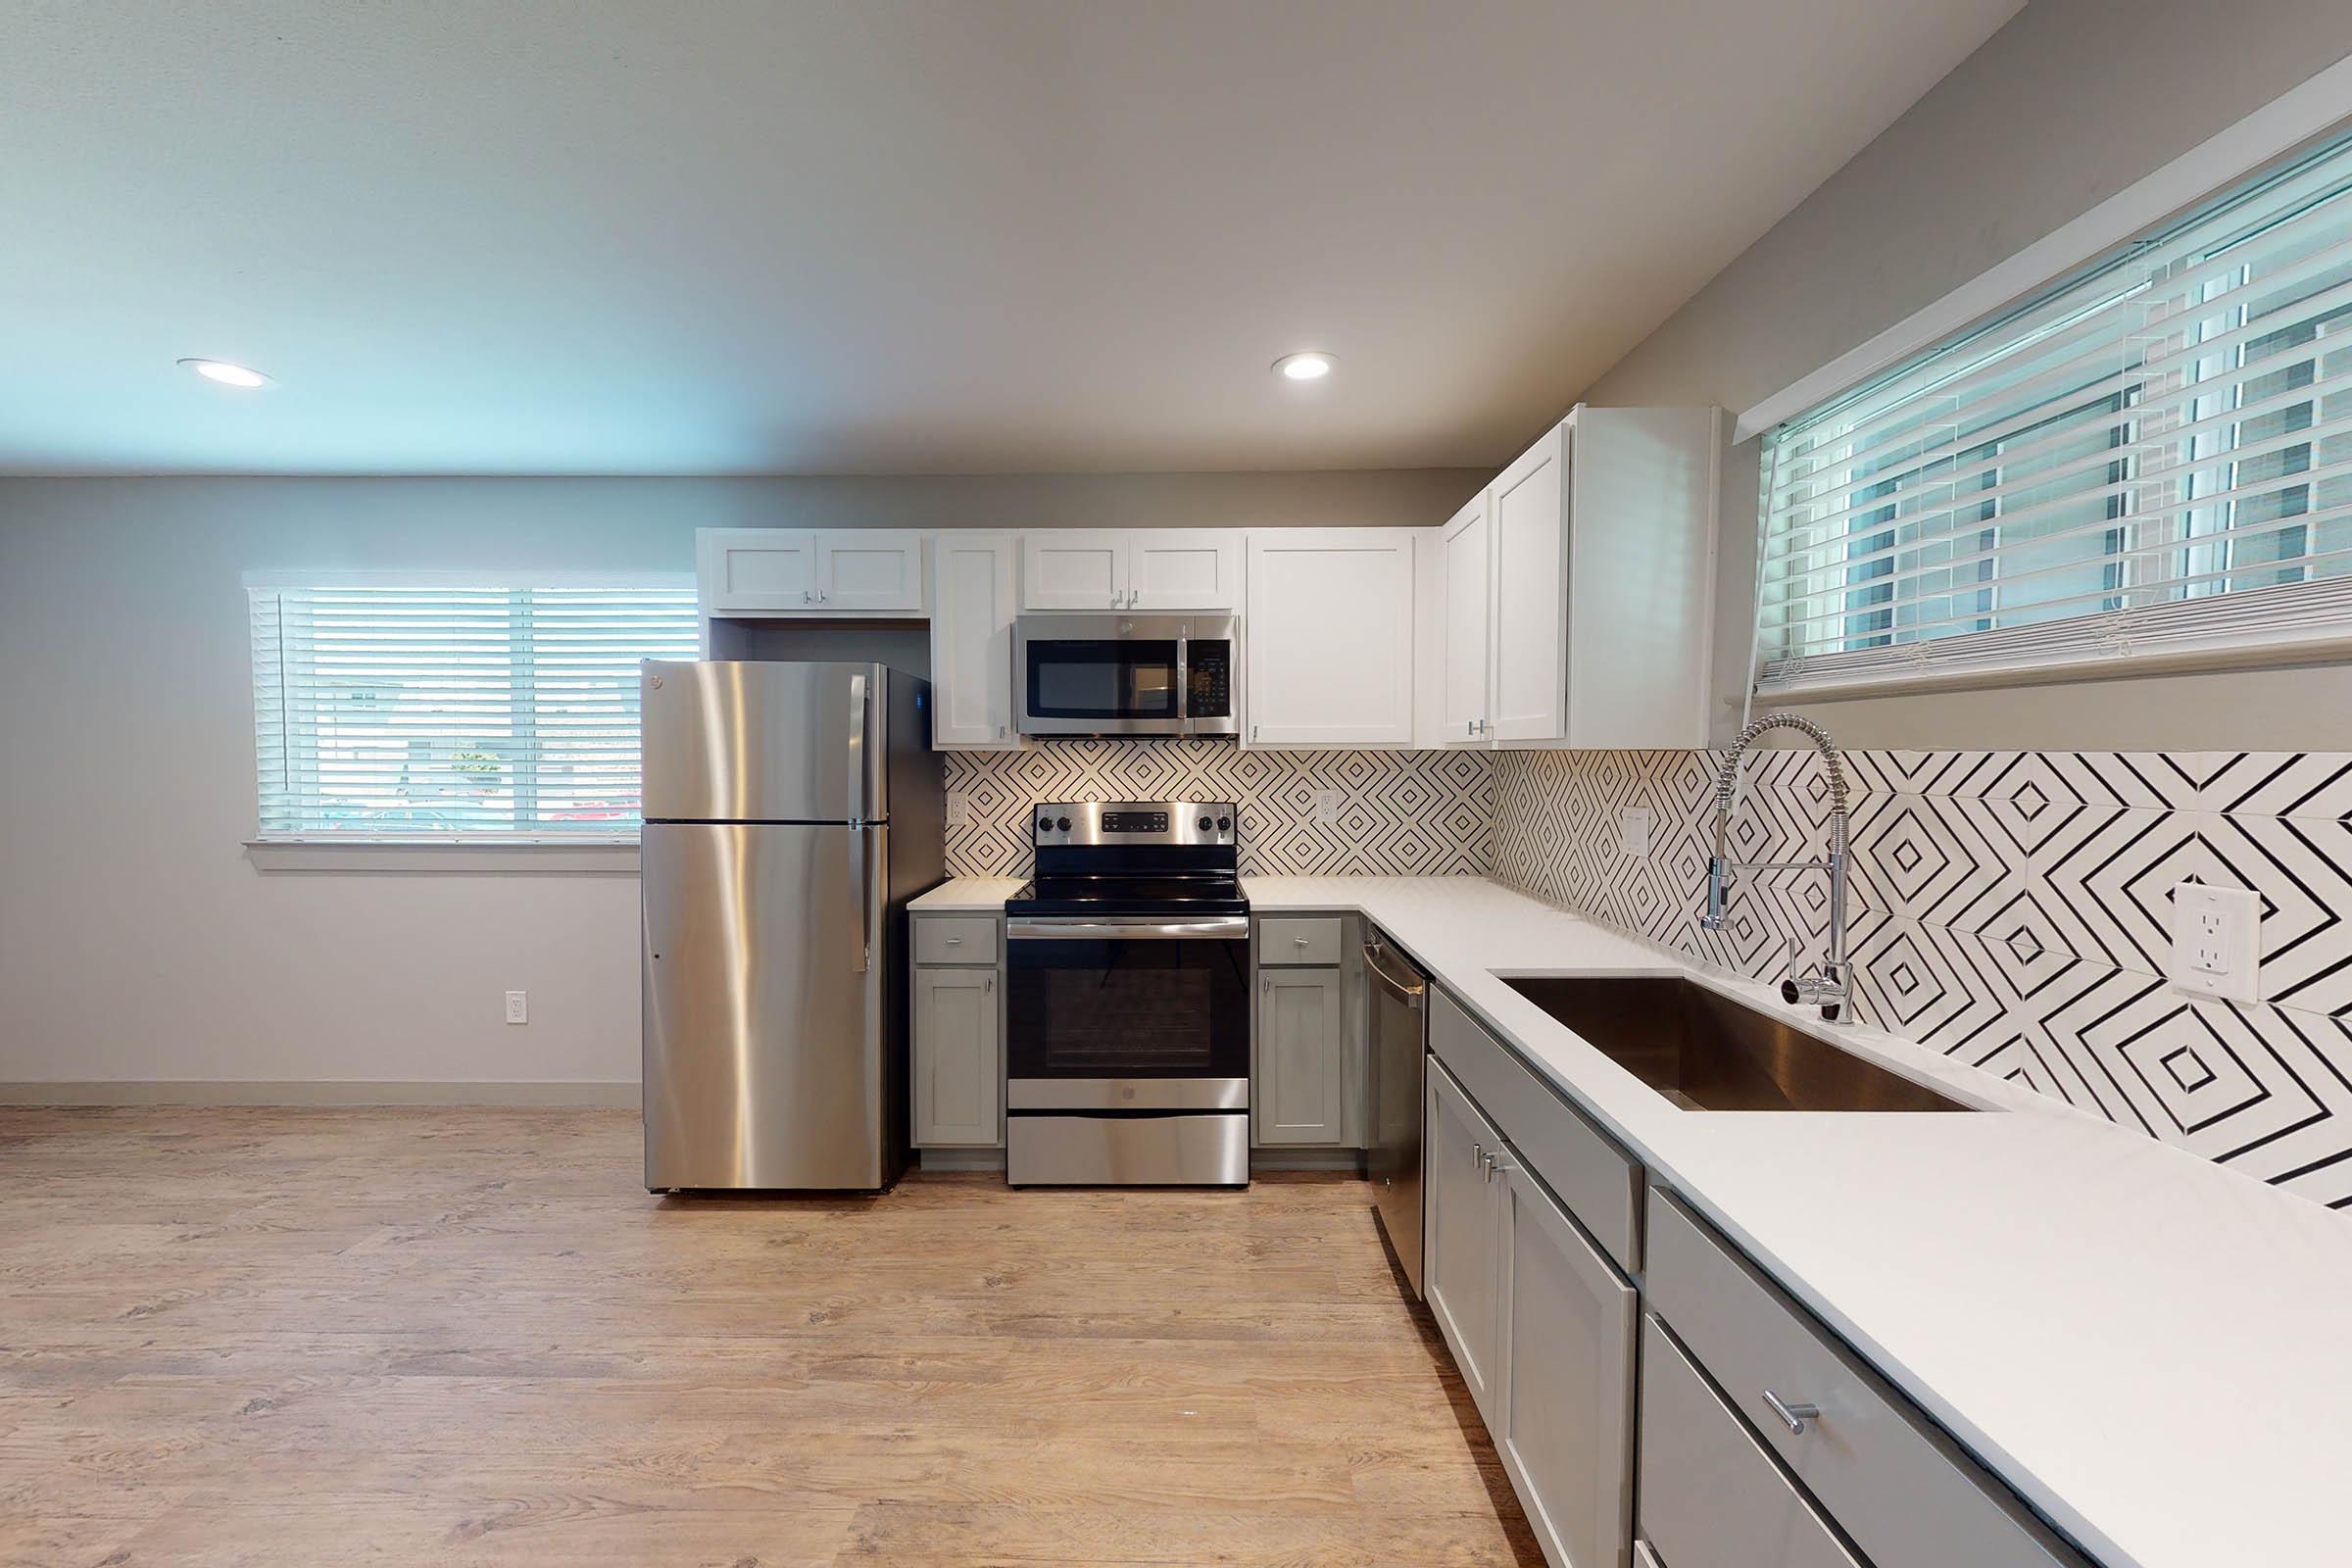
xmin=0 ymin=1108 xmax=1539 ymax=1567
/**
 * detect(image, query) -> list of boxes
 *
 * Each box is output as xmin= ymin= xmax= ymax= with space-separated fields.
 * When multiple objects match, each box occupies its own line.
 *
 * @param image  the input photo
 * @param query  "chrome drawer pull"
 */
xmin=1762 ymin=1389 xmax=1821 ymax=1436
xmin=945 ymin=936 xmax=963 ymax=946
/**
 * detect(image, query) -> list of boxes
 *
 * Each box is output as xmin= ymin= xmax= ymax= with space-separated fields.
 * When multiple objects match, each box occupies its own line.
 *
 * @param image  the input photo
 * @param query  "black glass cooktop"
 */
xmin=1005 ymin=873 xmax=1249 ymax=919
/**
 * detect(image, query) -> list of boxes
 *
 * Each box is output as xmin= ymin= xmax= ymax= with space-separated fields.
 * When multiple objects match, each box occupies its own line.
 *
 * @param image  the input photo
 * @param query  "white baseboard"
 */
xmin=0 ymin=1080 xmax=642 ymax=1109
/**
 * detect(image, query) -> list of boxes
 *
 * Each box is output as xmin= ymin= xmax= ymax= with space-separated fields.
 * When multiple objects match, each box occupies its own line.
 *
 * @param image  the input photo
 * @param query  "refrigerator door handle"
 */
xmin=847 ymin=671 xmax=868 ymax=826
xmin=850 ymin=824 xmax=872 ymax=973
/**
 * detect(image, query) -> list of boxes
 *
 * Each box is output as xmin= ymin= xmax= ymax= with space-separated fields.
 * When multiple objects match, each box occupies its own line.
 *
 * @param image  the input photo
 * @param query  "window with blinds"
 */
xmin=249 ymin=581 xmax=700 ymax=840
xmin=1756 ymin=128 xmax=2352 ymax=697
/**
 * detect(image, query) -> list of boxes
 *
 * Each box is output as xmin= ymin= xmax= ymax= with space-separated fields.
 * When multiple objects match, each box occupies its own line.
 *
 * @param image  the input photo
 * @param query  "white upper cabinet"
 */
xmin=1126 ymin=530 xmax=1242 ymax=612
xmin=1245 ymin=529 xmax=1415 ymax=747
xmin=929 ymin=534 xmax=1021 ymax=750
xmin=1437 ymin=494 xmax=1492 ymax=746
xmin=1488 ymin=425 xmax=1571 ymax=742
xmin=698 ymin=528 xmax=926 ymax=616
xmin=817 ymin=530 xmax=927 ymax=612
xmin=1020 ymin=531 xmax=1128 ymax=610
xmin=1454 ymin=407 xmax=1718 ymax=749
xmin=699 ymin=528 xmax=818 ymax=612
xmin=1020 ymin=529 xmax=1240 ymax=612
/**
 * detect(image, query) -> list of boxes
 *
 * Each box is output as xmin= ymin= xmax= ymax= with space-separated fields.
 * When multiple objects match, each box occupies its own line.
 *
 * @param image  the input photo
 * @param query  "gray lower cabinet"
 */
xmin=1254 ymin=966 xmax=1346 ymax=1145
xmin=911 ymin=965 xmax=1002 ymax=1147
xmin=1639 ymin=1315 xmax=1861 ymax=1568
xmin=1496 ymin=1160 xmax=1637 ymax=1568
xmin=1425 ymin=1058 xmax=1505 ymax=1420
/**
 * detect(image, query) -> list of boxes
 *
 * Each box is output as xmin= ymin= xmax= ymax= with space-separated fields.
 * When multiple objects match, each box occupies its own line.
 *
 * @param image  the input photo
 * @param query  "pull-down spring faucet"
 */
xmin=1700 ymin=712 xmax=1853 ymax=1020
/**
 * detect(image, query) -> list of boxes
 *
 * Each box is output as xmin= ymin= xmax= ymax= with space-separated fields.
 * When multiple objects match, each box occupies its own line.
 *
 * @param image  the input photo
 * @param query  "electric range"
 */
xmin=1002 ymin=800 xmax=1250 ymax=1187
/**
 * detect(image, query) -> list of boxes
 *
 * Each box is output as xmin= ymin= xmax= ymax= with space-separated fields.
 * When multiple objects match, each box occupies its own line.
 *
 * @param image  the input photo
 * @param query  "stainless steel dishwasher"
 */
xmin=1364 ymin=928 xmax=1428 ymax=1297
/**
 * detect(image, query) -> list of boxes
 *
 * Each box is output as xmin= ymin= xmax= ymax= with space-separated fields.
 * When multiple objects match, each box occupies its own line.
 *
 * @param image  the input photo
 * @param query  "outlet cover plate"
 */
xmin=944 ymin=791 xmax=971 ymax=828
xmin=2171 ymin=883 xmax=2260 ymax=1003
xmin=1312 ymin=789 xmax=1344 ymax=827
xmin=1619 ymin=807 xmax=1654 ymax=858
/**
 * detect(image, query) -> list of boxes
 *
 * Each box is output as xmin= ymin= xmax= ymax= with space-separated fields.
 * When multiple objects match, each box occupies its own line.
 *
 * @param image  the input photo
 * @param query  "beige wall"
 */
xmin=0 ymin=472 xmax=1477 ymax=1092
xmin=1572 ymin=0 xmax=2352 ymax=749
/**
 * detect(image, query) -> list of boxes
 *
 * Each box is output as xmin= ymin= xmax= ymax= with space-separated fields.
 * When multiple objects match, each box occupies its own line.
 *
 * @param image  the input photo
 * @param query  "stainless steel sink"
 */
xmin=1500 ymin=976 xmax=1974 ymax=1113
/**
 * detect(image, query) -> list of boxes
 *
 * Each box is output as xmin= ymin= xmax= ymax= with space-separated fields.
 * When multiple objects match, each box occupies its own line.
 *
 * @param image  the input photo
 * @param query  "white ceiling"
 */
xmin=0 ymin=0 xmax=2022 ymax=476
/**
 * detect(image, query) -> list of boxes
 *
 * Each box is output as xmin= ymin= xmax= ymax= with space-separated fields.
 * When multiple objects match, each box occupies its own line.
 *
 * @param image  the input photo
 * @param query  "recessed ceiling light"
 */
xmin=178 ymin=358 xmax=273 ymax=389
xmin=1273 ymin=352 xmax=1334 ymax=382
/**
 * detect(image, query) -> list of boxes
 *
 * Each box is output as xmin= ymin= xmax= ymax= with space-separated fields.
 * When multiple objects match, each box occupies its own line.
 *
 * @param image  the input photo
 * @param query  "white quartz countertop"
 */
xmin=909 ymin=876 xmax=1026 ymax=911
xmin=920 ymin=872 xmax=2352 ymax=1568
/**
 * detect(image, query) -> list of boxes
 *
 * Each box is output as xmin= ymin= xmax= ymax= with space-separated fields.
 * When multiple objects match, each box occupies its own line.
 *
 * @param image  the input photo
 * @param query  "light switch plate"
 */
xmin=944 ymin=791 xmax=971 ymax=828
xmin=2171 ymin=883 xmax=2261 ymax=1002
xmin=1312 ymin=789 xmax=1344 ymax=827
xmin=1619 ymin=807 xmax=1654 ymax=858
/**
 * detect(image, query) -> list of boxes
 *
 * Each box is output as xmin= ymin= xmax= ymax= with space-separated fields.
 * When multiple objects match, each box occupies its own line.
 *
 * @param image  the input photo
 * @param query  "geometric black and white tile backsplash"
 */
xmin=944 ymin=740 xmax=2352 ymax=1209
xmin=943 ymin=738 xmax=1494 ymax=880
xmin=1493 ymin=748 xmax=2352 ymax=1211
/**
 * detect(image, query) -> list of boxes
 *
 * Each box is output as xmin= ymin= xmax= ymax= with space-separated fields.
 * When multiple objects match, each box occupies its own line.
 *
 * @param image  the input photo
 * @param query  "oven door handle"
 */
xmin=1008 ymin=916 xmax=1250 ymax=941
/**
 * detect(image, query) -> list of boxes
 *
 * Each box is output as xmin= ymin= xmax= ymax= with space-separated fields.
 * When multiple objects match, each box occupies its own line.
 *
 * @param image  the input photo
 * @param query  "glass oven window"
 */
xmin=1025 ymin=640 xmax=1181 ymax=721
xmin=1006 ymin=936 xmax=1250 ymax=1080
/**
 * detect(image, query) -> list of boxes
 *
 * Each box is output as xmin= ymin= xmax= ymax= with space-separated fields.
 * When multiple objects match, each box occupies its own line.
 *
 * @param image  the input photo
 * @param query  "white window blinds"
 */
xmin=249 ymin=581 xmax=699 ymax=840
xmin=1757 ymin=129 xmax=2352 ymax=697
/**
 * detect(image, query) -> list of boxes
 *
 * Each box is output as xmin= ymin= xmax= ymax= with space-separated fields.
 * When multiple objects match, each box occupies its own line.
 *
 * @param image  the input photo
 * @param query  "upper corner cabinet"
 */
xmin=697 ymin=528 xmax=928 ymax=617
xmin=1020 ymin=529 xmax=1241 ymax=612
xmin=1245 ymin=529 xmax=1416 ymax=747
xmin=1451 ymin=407 xmax=1719 ymax=749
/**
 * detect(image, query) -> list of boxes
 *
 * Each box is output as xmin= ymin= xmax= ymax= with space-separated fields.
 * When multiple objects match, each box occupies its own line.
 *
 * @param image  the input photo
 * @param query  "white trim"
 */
xmin=241 ymin=567 xmax=694 ymax=591
xmin=0 ymin=1080 xmax=642 ymax=1108
xmin=244 ymin=838 xmax=639 ymax=873
xmin=1734 ymin=52 xmax=2352 ymax=443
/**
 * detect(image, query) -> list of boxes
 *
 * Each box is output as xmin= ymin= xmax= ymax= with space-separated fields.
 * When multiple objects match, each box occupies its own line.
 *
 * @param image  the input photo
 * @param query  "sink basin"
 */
xmin=1500 ymin=976 xmax=1974 ymax=1113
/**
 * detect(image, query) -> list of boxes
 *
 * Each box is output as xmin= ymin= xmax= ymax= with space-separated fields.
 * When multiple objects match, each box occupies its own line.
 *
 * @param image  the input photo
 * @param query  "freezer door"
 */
xmin=642 ymin=821 xmax=893 ymax=1190
xmin=640 ymin=661 xmax=884 ymax=823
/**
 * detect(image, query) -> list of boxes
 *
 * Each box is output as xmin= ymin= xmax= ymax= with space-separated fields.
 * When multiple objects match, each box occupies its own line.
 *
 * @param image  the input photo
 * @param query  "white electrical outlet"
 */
xmin=944 ymin=791 xmax=971 ymax=828
xmin=2170 ymin=884 xmax=2260 ymax=1003
xmin=1312 ymin=789 xmax=1344 ymax=827
xmin=1619 ymin=806 xmax=1654 ymax=858
xmin=504 ymin=990 xmax=529 ymax=1025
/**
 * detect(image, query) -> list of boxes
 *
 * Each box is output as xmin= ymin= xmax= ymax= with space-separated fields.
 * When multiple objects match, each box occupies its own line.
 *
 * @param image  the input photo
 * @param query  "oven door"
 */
xmin=1005 ymin=916 xmax=1250 ymax=1107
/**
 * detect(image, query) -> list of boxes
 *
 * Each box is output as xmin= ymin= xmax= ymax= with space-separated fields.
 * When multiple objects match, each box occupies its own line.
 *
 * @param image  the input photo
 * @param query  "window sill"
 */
xmin=243 ymin=838 xmax=640 ymax=874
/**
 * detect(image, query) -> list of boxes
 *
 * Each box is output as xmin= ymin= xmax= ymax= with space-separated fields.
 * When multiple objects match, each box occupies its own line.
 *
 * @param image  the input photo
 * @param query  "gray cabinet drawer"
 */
xmin=1431 ymin=987 xmax=1642 ymax=1273
xmin=1257 ymin=916 xmax=1344 ymax=966
xmin=1640 ymin=1316 xmax=1860 ymax=1568
xmin=914 ymin=915 xmax=999 ymax=966
xmin=1644 ymin=1191 xmax=2082 ymax=1568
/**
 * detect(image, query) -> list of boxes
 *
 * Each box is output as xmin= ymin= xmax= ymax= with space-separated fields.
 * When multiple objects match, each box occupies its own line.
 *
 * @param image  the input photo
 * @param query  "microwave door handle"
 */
xmin=1177 ymin=630 xmax=1191 ymax=733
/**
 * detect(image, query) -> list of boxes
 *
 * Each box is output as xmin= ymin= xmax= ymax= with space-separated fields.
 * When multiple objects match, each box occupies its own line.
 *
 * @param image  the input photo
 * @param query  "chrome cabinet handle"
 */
xmin=1471 ymin=1141 xmax=1483 ymax=1167
xmin=1761 ymin=1389 xmax=1821 ymax=1436
xmin=945 ymin=936 xmax=962 ymax=947
xmin=1292 ymin=935 xmax=1309 ymax=947
xmin=1634 ymin=1543 xmax=1665 ymax=1568
xmin=984 ymin=976 xmax=994 ymax=993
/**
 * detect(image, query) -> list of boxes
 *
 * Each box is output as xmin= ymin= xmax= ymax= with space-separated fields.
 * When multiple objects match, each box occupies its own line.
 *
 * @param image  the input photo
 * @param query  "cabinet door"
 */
xmin=1438 ymin=495 xmax=1492 ymax=746
xmin=1254 ymin=967 xmax=1345 ymax=1146
xmin=912 ymin=967 xmax=1003 ymax=1147
xmin=1022 ymin=531 xmax=1128 ymax=610
xmin=699 ymin=528 xmax=817 ymax=613
xmin=1495 ymin=1160 xmax=1637 ymax=1568
xmin=816 ymin=530 xmax=926 ymax=612
xmin=1244 ymin=530 xmax=1415 ymax=746
xmin=1489 ymin=421 xmax=1571 ymax=742
xmin=929 ymin=535 xmax=1020 ymax=748
xmin=1425 ymin=1059 xmax=1503 ymax=1422
xmin=1128 ymin=530 xmax=1242 ymax=611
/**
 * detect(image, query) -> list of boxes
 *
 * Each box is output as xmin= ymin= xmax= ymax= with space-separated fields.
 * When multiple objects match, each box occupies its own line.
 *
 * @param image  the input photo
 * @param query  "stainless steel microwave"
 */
xmin=1014 ymin=613 xmax=1238 ymax=737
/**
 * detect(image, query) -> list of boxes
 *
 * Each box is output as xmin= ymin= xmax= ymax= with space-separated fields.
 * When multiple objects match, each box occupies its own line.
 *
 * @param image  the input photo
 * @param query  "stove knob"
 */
xmin=1198 ymin=815 xmax=1212 ymax=831
xmin=1056 ymin=815 xmax=1071 ymax=831
xmin=1217 ymin=816 xmax=1232 ymax=832
xmin=1038 ymin=815 xmax=1054 ymax=832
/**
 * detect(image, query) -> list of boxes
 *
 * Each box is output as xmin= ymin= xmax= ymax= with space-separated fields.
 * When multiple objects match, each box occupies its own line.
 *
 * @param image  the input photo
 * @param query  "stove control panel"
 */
xmin=1030 ymin=800 xmax=1237 ymax=848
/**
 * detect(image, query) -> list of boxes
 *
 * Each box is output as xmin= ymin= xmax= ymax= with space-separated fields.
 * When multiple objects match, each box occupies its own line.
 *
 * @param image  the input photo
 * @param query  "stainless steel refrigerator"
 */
xmin=639 ymin=661 xmax=944 ymax=1192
